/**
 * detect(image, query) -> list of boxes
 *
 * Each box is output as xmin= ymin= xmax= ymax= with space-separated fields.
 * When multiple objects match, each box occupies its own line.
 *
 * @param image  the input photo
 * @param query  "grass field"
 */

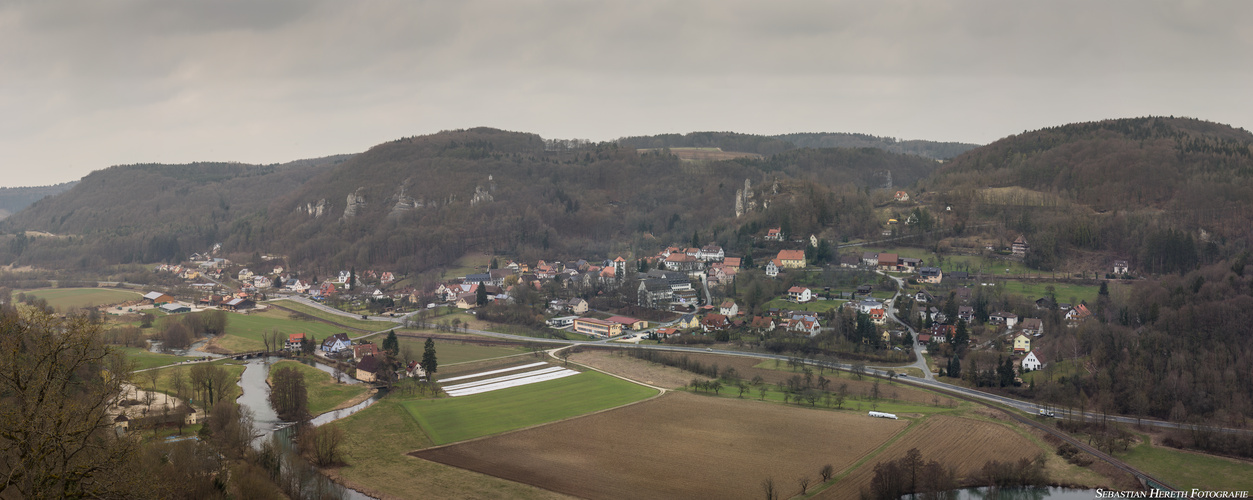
xmin=214 ymin=309 xmax=361 ymax=353
xmin=395 ymin=338 xmax=532 ymax=366
xmin=331 ymin=399 xmax=567 ymax=500
xmin=415 ymin=391 xmax=906 ymax=500
xmin=402 ymin=370 xmax=657 ymax=445
xmin=443 ymin=253 xmax=493 ymax=280
xmin=267 ymin=360 xmax=370 ymax=417
xmin=117 ymin=346 xmax=199 ymax=370
xmin=1118 ymin=435 xmax=1253 ymax=491
xmin=17 ymin=287 xmax=140 ymax=310
xmin=133 ymin=361 xmax=247 ymax=410
xmin=762 ymin=298 xmax=843 ymax=313
xmin=266 ymin=300 xmax=397 ymax=332
xmin=995 ymin=280 xmax=1102 ymax=304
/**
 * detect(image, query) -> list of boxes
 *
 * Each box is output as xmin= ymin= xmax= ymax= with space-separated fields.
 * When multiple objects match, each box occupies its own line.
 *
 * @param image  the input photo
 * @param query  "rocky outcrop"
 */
xmin=735 ymin=178 xmax=758 ymax=217
xmin=390 ymin=183 xmax=425 ymax=216
xmin=470 ymin=175 xmax=495 ymax=206
xmin=343 ymin=188 xmax=366 ymax=219
xmin=299 ymin=199 xmax=329 ymax=218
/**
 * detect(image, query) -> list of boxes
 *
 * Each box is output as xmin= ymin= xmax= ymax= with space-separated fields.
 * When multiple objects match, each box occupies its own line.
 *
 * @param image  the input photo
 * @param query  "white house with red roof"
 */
xmin=285 ymin=333 xmax=305 ymax=351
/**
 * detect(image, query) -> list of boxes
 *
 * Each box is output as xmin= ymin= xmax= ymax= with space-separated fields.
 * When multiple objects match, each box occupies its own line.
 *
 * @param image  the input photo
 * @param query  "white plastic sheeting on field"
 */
xmin=443 ymin=367 xmax=579 ymax=397
xmin=440 ymin=362 xmax=550 ymax=383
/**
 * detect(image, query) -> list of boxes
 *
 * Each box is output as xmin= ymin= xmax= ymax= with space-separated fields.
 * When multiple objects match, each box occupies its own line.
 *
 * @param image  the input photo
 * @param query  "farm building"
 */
xmin=222 ymin=298 xmax=255 ymax=311
xmin=143 ymin=291 xmax=175 ymax=304
xmin=159 ymin=303 xmax=190 ymax=314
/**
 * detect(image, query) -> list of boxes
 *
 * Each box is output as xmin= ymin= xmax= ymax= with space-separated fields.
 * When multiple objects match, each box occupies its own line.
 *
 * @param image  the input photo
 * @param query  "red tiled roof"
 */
xmin=777 ymin=250 xmax=805 ymax=261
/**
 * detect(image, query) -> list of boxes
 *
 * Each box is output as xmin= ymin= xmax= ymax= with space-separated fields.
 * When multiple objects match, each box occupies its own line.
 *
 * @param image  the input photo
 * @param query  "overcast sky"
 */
xmin=2 ymin=0 xmax=1250 ymax=186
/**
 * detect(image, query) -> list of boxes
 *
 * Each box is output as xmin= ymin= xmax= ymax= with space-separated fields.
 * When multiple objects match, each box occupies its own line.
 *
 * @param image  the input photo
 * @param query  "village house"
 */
xmin=856 ymin=299 xmax=884 ymax=315
xmin=1065 ymin=304 xmax=1091 ymax=324
xmin=405 ymin=360 xmax=426 ymax=379
xmin=663 ymin=252 xmax=704 ymax=273
xmin=238 ymin=268 xmax=254 ymax=281
xmin=321 ymin=333 xmax=352 ymax=354
xmin=317 ymin=282 xmax=337 ymax=297
xmin=764 ymin=227 xmax=784 ymax=241
xmin=749 ymin=316 xmax=776 ymax=332
xmin=1021 ymin=351 xmax=1045 ymax=371
xmin=719 ymin=300 xmax=739 ymax=317
xmin=765 ymin=259 xmax=779 ymax=277
xmin=957 ymin=306 xmax=974 ymax=324
xmin=894 ymin=190 xmax=909 ymax=202
xmin=861 ymin=252 xmax=879 ymax=267
xmin=353 ymin=343 xmax=380 ymax=362
xmin=787 ymin=286 xmax=812 ymax=303
xmin=930 ymin=324 xmax=956 ymax=343
xmin=356 ymin=355 xmax=379 ymax=383
xmin=877 ymin=253 xmax=899 ymax=271
xmin=701 ymin=314 xmax=730 ymax=332
xmin=698 ymin=245 xmax=725 ymax=262
xmin=840 ymin=254 xmax=861 ymax=268
xmin=786 ymin=314 xmax=821 ymax=336
xmin=919 ymin=267 xmax=943 ymax=284
xmin=606 ymin=316 xmax=648 ymax=331
xmin=676 ymin=314 xmax=700 ymax=330
xmin=1012 ymin=235 xmax=1029 ymax=257
xmin=899 ymin=258 xmax=922 ymax=272
xmin=285 ymin=333 xmax=305 ymax=352
xmin=869 ymin=308 xmax=886 ymax=325
xmin=1013 ymin=334 xmax=1031 ymax=353
xmin=989 ymin=312 xmax=1019 ymax=328
xmin=1113 ymin=260 xmax=1129 ymax=275
xmin=914 ymin=289 xmax=936 ymax=304
xmin=777 ymin=249 xmax=806 ymax=269
xmin=1020 ymin=318 xmax=1044 ymax=336
xmin=721 ymin=257 xmax=741 ymax=271
xmin=565 ymin=298 xmax=589 ymax=315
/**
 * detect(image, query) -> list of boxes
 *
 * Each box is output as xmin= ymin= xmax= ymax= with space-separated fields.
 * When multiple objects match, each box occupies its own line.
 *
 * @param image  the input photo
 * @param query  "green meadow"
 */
xmin=401 ymin=371 xmax=657 ymax=445
xmin=267 ymin=360 xmax=370 ymax=416
xmin=17 ymin=287 xmax=140 ymax=310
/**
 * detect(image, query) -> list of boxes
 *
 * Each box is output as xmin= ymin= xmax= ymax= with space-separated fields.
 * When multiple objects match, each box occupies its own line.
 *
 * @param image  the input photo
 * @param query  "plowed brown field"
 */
xmin=815 ymin=415 xmax=1044 ymax=498
xmin=414 ymin=391 xmax=908 ymax=500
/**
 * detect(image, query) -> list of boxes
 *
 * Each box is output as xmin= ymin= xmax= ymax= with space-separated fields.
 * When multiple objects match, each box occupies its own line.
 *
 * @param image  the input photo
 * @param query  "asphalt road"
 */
xmin=265 ymin=294 xmax=1251 ymax=438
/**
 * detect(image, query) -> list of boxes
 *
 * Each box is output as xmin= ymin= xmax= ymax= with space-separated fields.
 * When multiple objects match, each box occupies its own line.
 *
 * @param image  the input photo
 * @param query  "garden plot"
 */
xmin=442 ymin=364 xmax=578 ymax=397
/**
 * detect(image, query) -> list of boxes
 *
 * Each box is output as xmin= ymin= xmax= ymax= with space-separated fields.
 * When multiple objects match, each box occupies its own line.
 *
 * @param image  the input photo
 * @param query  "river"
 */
xmin=236 ymin=357 xmax=382 ymax=500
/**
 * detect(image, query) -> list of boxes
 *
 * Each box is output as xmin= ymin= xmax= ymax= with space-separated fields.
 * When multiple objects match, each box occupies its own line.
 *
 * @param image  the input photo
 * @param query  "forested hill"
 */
xmin=263 ymin=127 xmax=943 ymax=272
xmin=0 ymin=127 xmax=943 ymax=272
xmin=0 ymin=182 xmax=77 ymax=220
xmin=1 ymin=155 xmax=351 ymax=265
xmin=925 ymin=116 xmax=1253 ymax=272
xmin=616 ymin=130 xmax=979 ymax=160
xmin=773 ymin=132 xmax=978 ymax=160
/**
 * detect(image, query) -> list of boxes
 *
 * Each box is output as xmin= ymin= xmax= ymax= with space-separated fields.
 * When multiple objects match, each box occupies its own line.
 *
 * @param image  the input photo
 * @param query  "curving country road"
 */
xmin=265 ymin=293 xmax=1250 ymax=439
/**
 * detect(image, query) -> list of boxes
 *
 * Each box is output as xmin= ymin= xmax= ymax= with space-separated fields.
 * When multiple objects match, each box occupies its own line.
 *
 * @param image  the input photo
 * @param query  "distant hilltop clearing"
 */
xmin=636 ymin=147 xmax=763 ymax=161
